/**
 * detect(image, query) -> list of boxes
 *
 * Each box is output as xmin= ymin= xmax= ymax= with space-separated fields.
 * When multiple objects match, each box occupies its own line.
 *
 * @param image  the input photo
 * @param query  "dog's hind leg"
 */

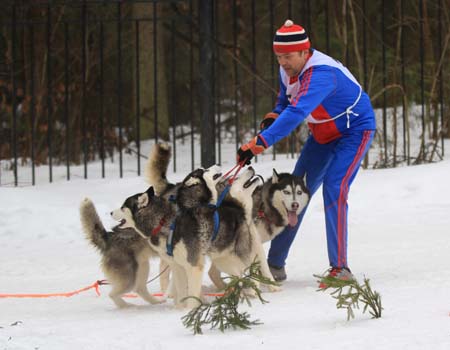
xmin=159 ymin=259 xmax=171 ymax=293
xmin=208 ymin=263 xmax=226 ymax=290
xmin=134 ymin=257 xmax=163 ymax=305
xmin=109 ymin=282 xmax=134 ymax=308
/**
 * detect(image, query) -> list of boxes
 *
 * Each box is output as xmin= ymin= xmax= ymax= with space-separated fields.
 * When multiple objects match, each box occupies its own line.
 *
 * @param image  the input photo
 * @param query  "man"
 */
xmin=237 ymin=20 xmax=376 ymax=286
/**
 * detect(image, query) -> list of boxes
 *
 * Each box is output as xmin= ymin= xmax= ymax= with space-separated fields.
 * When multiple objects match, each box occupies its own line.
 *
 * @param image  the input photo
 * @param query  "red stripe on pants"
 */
xmin=337 ymin=130 xmax=372 ymax=267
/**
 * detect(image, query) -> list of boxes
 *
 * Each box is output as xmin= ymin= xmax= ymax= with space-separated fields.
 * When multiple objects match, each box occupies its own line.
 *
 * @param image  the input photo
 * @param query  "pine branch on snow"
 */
xmin=315 ymin=274 xmax=383 ymax=321
xmin=181 ymin=261 xmax=279 ymax=334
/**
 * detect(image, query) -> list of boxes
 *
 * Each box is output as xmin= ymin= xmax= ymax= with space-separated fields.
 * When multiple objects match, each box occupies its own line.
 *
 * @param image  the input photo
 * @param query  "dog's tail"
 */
xmin=144 ymin=142 xmax=172 ymax=194
xmin=80 ymin=198 xmax=108 ymax=253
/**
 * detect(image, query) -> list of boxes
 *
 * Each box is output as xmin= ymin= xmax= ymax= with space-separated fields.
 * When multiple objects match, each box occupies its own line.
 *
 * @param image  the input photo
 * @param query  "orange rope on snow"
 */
xmin=0 ymin=280 xmax=224 ymax=299
xmin=0 ymin=280 xmax=102 ymax=298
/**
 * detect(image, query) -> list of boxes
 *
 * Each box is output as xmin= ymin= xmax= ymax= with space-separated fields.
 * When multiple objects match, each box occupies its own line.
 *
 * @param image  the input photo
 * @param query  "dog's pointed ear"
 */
xmin=146 ymin=186 xmax=155 ymax=197
xmin=138 ymin=193 xmax=149 ymax=209
xmin=302 ymin=172 xmax=308 ymax=188
xmin=272 ymin=169 xmax=279 ymax=183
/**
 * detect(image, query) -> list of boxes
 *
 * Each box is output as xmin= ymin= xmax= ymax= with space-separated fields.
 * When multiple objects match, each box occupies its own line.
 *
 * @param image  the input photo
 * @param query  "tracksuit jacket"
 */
xmin=260 ymin=49 xmax=376 ymax=269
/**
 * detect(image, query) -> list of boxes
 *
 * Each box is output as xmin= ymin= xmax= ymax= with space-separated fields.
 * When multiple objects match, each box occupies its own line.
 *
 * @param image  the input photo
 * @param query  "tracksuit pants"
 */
xmin=267 ymin=129 xmax=374 ymax=269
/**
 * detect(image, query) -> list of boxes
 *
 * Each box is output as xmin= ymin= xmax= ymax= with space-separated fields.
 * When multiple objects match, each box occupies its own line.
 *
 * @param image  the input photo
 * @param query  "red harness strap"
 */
xmin=257 ymin=210 xmax=271 ymax=225
xmin=151 ymin=218 xmax=166 ymax=236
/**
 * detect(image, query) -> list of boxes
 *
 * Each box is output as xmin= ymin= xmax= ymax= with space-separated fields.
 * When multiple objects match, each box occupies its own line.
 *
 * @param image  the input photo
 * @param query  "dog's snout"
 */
xmin=291 ymin=202 xmax=299 ymax=210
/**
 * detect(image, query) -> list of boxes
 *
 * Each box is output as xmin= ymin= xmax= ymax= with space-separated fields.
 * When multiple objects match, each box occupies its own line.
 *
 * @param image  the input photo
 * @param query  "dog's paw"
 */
xmin=267 ymin=284 xmax=282 ymax=293
xmin=242 ymin=288 xmax=257 ymax=298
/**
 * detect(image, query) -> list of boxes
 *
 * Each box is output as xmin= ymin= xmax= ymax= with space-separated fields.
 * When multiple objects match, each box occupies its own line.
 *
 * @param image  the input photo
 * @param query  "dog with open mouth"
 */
xmin=80 ymin=198 xmax=164 ymax=308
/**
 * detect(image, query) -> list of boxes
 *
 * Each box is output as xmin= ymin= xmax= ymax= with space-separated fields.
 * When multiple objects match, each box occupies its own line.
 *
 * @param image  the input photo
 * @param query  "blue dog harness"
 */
xmin=166 ymin=185 xmax=230 ymax=256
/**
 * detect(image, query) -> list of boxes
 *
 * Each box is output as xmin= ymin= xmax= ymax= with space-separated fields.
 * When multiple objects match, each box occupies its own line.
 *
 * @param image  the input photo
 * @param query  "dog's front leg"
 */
xmin=252 ymin=226 xmax=281 ymax=292
xmin=170 ymin=263 xmax=188 ymax=308
xmin=184 ymin=263 xmax=205 ymax=309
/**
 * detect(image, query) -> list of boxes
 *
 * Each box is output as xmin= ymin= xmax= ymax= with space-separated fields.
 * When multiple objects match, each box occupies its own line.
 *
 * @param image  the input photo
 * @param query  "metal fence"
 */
xmin=0 ymin=0 xmax=448 ymax=186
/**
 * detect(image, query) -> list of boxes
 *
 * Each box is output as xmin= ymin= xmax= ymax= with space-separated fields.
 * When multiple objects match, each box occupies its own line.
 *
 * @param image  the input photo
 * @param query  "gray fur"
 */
xmin=80 ymin=198 xmax=162 ymax=308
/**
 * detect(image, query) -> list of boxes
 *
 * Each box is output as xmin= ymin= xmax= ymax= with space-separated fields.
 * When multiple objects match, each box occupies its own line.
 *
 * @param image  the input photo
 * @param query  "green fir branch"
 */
xmin=181 ymin=261 xmax=279 ymax=334
xmin=314 ymin=274 xmax=383 ymax=321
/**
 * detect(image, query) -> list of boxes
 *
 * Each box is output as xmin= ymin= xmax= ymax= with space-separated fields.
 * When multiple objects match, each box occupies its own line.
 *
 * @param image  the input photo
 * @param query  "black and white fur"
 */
xmin=253 ymin=169 xmax=310 ymax=243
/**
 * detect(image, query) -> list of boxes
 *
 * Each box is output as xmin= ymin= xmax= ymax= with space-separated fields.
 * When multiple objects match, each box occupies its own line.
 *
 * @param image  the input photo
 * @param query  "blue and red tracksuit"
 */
xmin=258 ymin=49 xmax=376 ymax=269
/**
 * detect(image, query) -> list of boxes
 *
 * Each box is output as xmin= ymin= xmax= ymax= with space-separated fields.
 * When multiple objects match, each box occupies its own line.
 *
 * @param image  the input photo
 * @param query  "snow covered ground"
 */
xmin=1 ymin=139 xmax=450 ymax=350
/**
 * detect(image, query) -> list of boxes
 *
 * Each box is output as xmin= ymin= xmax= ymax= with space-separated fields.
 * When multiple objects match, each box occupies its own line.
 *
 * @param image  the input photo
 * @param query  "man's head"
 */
xmin=273 ymin=20 xmax=310 ymax=77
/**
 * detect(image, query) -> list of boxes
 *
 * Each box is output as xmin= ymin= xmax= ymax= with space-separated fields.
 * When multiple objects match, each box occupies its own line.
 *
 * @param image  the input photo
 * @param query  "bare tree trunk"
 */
xmin=131 ymin=2 xmax=169 ymax=141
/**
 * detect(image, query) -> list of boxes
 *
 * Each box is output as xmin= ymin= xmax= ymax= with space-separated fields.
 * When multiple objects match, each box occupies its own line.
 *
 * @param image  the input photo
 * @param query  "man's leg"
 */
xmin=322 ymin=130 xmax=374 ymax=268
xmin=267 ymin=135 xmax=337 ymax=268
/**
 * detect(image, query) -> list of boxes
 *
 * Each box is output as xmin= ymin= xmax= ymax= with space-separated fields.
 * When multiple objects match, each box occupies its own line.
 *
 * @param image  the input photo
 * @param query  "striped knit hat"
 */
xmin=273 ymin=19 xmax=310 ymax=53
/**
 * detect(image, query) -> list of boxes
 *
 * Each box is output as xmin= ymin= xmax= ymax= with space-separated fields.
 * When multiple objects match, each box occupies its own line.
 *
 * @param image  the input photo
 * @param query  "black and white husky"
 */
xmin=252 ymin=169 xmax=310 ymax=243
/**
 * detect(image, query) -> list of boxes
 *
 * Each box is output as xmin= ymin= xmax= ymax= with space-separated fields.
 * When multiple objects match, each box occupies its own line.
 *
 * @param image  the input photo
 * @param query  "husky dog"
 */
xmin=110 ymin=165 xmax=223 ymax=308
xmin=208 ymin=170 xmax=310 ymax=289
xmin=111 ymin=165 xmax=278 ymax=309
xmin=80 ymin=198 xmax=163 ymax=308
xmin=253 ymin=169 xmax=310 ymax=243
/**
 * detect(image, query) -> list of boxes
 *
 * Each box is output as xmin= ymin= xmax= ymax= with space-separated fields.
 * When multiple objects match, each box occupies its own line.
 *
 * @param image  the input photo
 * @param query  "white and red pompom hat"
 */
xmin=273 ymin=19 xmax=310 ymax=53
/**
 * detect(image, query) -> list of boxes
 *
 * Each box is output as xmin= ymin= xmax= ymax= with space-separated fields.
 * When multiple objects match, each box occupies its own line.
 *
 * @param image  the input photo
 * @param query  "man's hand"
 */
xmin=237 ymin=135 xmax=268 ymax=165
xmin=260 ymin=112 xmax=279 ymax=131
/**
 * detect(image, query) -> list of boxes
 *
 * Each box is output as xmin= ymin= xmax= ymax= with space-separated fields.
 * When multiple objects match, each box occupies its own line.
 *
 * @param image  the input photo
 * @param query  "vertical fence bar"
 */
xmin=46 ymin=4 xmax=53 ymax=183
xmin=306 ymin=0 xmax=311 ymax=40
xmin=233 ymin=0 xmax=239 ymax=150
xmin=64 ymin=22 xmax=70 ymax=180
xmin=153 ymin=1 xmax=159 ymax=143
xmin=400 ymin=0 xmax=408 ymax=164
xmin=190 ymin=0 xmax=195 ymax=170
xmin=117 ymin=2 xmax=123 ymax=177
xmin=170 ymin=19 xmax=177 ymax=173
xmin=438 ymin=0 xmax=444 ymax=157
xmin=199 ymin=0 xmax=215 ymax=167
xmin=287 ymin=0 xmax=295 ymax=158
xmin=419 ymin=0 xmax=425 ymax=162
xmin=344 ymin=0 xmax=349 ymax=66
xmin=251 ymin=0 xmax=257 ymax=140
xmin=81 ymin=0 xmax=87 ymax=178
xmin=11 ymin=4 xmax=18 ymax=186
xmin=214 ymin=0 xmax=220 ymax=166
xmin=269 ymin=0 xmax=276 ymax=160
xmin=381 ymin=0 xmax=387 ymax=164
xmin=99 ymin=21 xmax=105 ymax=178
xmin=29 ymin=23 xmax=36 ymax=185
xmin=325 ymin=0 xmax=330 ymax=54
xmin=362 ymin=0 xmax=369 ymax=168
xmin=135 ymin=20 xmax=141 ymax=176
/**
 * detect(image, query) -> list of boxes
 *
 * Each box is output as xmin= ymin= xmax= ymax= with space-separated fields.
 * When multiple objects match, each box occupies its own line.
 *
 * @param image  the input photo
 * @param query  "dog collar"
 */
xmin=257 ymin=210 xmax=272 ymax=225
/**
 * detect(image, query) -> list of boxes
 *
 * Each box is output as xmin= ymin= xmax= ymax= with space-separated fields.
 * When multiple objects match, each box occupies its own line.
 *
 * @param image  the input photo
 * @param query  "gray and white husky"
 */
xmin=80 ymin=199 xmax=163 ymax=308
xmin=208 ymin=170 xmax=310 ymax=289
xmin=252 ymin=169 xmax=310 ymax=243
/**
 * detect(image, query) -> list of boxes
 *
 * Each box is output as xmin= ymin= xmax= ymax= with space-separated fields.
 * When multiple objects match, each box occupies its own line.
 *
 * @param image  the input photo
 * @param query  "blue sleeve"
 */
xmin=273 ymin=73 xmax=289 ymax=114
xmin=260 ymin=67 xmax=336 ymax=147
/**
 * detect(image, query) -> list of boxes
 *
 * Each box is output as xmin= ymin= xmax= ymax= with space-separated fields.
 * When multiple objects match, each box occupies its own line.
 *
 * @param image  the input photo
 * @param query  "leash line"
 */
xmin=0 ymin=280 xmax=224 ymax=299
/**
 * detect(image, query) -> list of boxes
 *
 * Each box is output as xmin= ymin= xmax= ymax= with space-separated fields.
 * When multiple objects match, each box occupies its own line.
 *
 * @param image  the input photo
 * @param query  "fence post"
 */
xmin=198 ymin=0 xmax=216 ymax=167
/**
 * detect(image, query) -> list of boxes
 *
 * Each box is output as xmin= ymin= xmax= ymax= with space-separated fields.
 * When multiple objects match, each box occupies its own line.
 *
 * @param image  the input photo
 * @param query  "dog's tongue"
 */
xmin=288 ymin=211 xmax=298 ymax=227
